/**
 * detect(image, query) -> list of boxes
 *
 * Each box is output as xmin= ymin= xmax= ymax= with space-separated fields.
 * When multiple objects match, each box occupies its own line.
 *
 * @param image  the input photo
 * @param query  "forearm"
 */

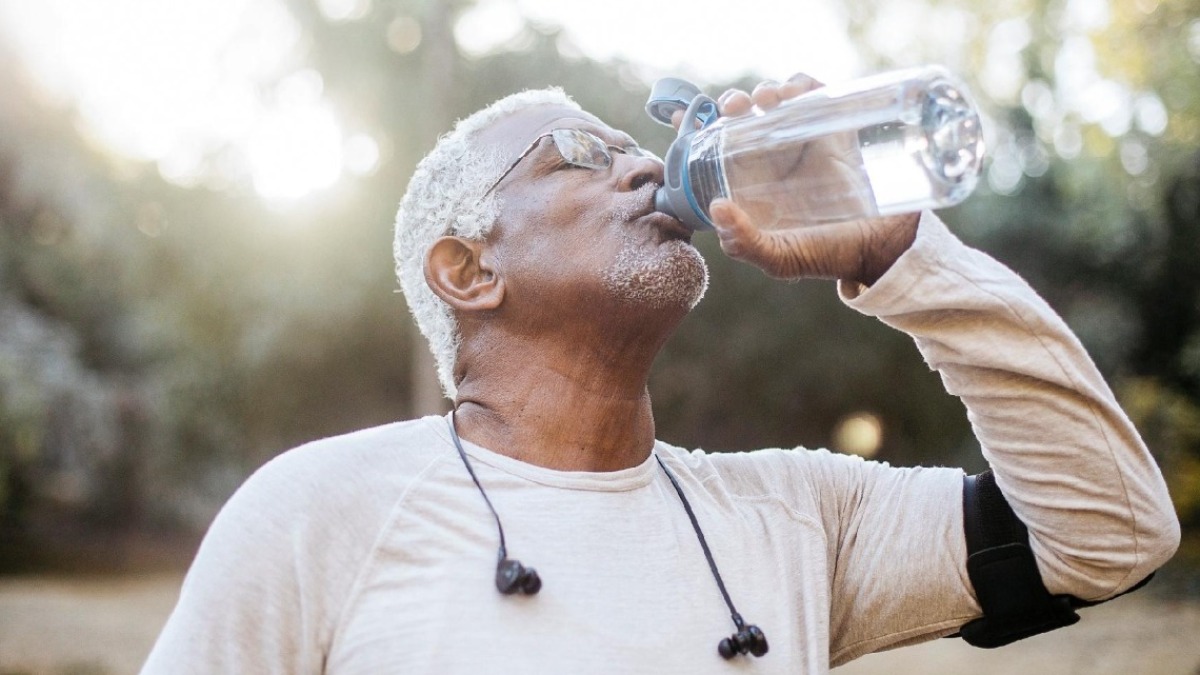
xmin=841 ymin=211 xmax=1180 ymax=601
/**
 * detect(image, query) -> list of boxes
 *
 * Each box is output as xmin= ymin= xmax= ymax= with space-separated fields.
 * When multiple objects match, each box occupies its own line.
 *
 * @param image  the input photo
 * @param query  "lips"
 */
xmin=640 ymin=210 xmax=693 ymax=242
xmin=617 ymin=183 xmax=693 ymax=243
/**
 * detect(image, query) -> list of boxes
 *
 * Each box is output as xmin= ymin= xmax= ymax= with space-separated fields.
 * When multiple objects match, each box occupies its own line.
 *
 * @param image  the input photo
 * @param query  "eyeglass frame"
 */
xmin=481 ymin=128 xmax=660 ymax=198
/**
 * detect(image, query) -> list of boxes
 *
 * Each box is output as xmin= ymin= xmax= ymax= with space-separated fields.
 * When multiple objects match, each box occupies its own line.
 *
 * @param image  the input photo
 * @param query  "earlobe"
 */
xmin=425 ymin=236 xmax=505 ymax=311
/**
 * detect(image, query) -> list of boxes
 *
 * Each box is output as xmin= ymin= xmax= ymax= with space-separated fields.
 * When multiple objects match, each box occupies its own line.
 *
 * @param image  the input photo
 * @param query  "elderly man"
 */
xmin=142 ymin=75 xmax=1179 ymax=674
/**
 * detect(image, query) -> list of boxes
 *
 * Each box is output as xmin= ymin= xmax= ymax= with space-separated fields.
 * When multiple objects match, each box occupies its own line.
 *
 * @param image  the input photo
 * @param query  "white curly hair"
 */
xmin=394 ymin=87 xmax=582 ymax=400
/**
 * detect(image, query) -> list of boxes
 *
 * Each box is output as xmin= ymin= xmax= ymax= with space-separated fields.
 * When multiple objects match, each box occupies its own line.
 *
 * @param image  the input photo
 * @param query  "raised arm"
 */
xmin=705 ymin=73 xmax=1178 ymax=601
xmin=705 ymin=74 xmax=1179 ymax=665
xmin=840 ymin=210 xmax=1179 ymax=601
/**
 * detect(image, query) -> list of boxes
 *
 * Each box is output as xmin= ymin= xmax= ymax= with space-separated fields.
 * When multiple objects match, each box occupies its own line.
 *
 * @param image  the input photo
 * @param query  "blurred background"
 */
xmin=0 ymin=0 xmax=1198 ymax=672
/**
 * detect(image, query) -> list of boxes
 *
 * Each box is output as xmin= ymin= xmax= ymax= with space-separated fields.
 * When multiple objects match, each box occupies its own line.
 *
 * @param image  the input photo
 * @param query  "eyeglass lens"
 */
xmin=550 ymin=129 xmax=661 ymax=169
xmin=550 ymin=129 xmax=613 ymax=169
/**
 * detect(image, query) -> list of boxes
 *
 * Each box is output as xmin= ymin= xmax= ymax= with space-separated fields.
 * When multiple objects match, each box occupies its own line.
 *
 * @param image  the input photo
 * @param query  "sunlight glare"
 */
xmin=248 ymin=102 xmax=344 ymax=203
xmin=344 ymin=134 xmax=382 ymax=177
xmin=0 ymin=0 xmax=369 ymax=205
xmin=458 ymin=0 xmax=859 ymax=85
xmin=981 ymin=19 xmax=1031 ymax=104
xmin=1135 ymin=94 xmax=1168 ymax=136
xmin=2 ymin=0 xmax=867 ymax=206
xmin=455 ymin=0 xmax=526 ymax=56
xmin=387 ymin=16 xmax=423 ymax=54
xmin=317 ymin=0 xmax=372 ymax=23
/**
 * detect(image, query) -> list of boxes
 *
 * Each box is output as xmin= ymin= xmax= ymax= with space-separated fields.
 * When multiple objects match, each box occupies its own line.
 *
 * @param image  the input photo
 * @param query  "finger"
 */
xmin=779 ymin=72 xmax=824 ymax=100
xmin=751 ymin=80 xmax=783 ymax=111
xmin=718 ymin=89 xmax=753 ymax=117
xmin=710 ymin=198 xmax=751 ymax=233
xmin=709 ymin=199 xmax=764 ymax=260
xmin=711 ymin=199 xmax=818 ymax=279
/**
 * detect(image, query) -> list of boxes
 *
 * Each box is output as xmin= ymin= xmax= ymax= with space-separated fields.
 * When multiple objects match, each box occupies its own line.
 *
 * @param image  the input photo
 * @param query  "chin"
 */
xmin=602 ymin=239 xmax=709 ymax=310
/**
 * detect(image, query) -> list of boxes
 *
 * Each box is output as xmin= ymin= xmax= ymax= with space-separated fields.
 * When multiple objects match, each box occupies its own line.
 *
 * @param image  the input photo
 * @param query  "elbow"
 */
xmin=1140 ymin=508 xmax=1182 ymax=577
xmin=1126 ymin=483 xmax=1183 ymax=592
xmin=1103 ymin=511 xmax=1181 ymax=600
xmin=1085 ymin=452 xmax=1184 ymax=597
xmin=1037 ymin=505 xmax=1181 ymax=602
xmin=1106 ymin=510 xmax=1180 ymax=599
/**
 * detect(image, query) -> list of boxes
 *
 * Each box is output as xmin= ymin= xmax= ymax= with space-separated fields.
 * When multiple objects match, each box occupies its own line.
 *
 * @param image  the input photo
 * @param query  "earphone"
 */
xmin=495 ymin=557 xmax=541 ymax=595
xmin=447 ymin=411 xmax=542 ymax=597
xmin=448 ymin=411 xmax=768 ymax=660
xmin=719 ymin=620 xmax=769 ymax=658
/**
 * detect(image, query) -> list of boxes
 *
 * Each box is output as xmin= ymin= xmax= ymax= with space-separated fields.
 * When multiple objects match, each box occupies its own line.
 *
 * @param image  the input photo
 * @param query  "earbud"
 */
xmin=495 ymin=558 xmax=542 ymax=595
xmin=718 ymin=624 xmax=768 ymax=659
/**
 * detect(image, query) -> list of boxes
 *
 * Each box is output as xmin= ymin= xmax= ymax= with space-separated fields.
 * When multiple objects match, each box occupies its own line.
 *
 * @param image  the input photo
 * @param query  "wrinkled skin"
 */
xmin=426 ymin=74 xmax=918 ymax=471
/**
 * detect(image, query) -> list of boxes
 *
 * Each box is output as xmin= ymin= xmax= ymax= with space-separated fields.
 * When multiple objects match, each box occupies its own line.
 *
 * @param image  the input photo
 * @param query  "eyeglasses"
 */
xmin=482 ymin=128 xmax=661 ymax=197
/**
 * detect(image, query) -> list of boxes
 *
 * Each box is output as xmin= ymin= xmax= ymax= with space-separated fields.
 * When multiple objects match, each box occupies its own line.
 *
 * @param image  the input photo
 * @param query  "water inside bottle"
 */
xmin=686 ymin=73 xmax=983 ymax=230
xmin=858 ymin=81 xmax=982 ymax=215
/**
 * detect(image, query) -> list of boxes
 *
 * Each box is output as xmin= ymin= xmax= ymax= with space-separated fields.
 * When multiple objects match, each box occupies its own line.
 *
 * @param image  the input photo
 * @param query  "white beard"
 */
xmin=601 ymin=232 xmax=709 ymax=310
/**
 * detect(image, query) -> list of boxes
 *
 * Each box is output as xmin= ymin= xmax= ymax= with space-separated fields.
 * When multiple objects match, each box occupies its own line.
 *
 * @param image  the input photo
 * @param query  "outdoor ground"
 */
xmin=0 ymin=573 xmax=1198 ymax=674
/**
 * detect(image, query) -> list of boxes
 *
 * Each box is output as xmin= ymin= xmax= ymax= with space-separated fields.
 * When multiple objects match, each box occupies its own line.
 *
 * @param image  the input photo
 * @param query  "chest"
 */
xmin=326 ymin=477 xmax=834 ymax=674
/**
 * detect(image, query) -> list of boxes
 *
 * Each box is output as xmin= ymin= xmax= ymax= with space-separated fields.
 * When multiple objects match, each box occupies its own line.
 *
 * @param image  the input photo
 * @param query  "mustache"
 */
xmin=613 ymin=182 xmax=661 ymax=222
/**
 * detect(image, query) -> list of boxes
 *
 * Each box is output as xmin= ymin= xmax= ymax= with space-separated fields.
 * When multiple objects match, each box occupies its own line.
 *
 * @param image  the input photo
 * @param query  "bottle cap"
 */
xmin=645 ymin=77 xmax=704 ymax=126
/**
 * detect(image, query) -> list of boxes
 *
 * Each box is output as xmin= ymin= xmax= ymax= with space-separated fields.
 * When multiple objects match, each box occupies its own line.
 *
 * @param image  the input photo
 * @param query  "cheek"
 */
xmin=486 ymin=172 xmax=639 ymax=310
xmin=493 ymin=190 xmax=614 ymax=277
xmin=494 ymin=229 xmax=627 ymax=311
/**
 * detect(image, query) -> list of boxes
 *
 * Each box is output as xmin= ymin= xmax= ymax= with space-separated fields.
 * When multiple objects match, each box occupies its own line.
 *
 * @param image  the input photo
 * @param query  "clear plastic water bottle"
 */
xmin=647 ymin=66 xmax=985 ymax=231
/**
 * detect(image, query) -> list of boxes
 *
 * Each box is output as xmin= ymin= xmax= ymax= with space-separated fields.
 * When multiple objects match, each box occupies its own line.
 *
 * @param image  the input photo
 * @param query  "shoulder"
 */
xmin=201 ymin=415 xmax=456 ymax=560
xmin=240 ymin=415 xmax=454 ymax=507
xmin=145 ymin=416 xmax=461 ymax=672
xmin=182 ymin=415 xmax=457 ymax=600
xmin=147 ymin=420 xmax=457 ymax=672
xmin=655 ymin=441 xmax=962 ymax=520
xmin=655 ymin=441 xmax=881 ymax=496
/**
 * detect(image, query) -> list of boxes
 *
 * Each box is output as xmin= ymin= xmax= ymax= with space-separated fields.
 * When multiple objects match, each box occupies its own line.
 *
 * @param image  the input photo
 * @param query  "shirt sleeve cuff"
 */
xmin=837 ymin=210 xmax=964 ymax=313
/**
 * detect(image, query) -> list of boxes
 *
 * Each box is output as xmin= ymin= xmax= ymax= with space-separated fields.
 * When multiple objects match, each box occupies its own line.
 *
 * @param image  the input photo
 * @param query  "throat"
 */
xmin=453 ymin=384 xmax=656 ymax=472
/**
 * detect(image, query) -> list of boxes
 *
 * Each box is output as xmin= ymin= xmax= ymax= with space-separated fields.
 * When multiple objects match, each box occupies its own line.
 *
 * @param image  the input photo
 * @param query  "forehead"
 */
xmin=476 ymin=105 xmax=632 ymax=159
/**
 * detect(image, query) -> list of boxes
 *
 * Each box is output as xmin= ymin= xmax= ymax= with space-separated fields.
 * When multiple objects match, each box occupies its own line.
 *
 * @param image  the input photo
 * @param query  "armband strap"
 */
xmin=954 ymin=470 xmax=1080 ymax=647
xmin=953 ymin=470 xmax=1157 ymax=647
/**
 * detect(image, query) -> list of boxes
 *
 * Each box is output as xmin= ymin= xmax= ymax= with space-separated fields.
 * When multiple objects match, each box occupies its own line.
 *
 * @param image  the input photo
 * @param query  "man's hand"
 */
xmin=691 ymin=74 xmax=920 ymax=286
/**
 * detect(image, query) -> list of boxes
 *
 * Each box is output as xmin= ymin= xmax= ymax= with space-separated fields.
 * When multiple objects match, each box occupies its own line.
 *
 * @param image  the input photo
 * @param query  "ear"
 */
xmin=424 ymin=236 xmax=505 ymax=312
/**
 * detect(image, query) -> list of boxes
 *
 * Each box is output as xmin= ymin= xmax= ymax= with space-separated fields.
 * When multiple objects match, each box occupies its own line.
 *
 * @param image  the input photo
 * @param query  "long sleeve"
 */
xmin=839 ymin=211 xmax=1180 ymax=602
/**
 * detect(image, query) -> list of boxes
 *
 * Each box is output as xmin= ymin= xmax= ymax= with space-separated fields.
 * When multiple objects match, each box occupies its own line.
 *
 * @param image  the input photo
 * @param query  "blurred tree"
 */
xmin=841 ymin=0 xmax=1200 ymax=522
xmin=1 ymin=0 xmax=1198 ymax=567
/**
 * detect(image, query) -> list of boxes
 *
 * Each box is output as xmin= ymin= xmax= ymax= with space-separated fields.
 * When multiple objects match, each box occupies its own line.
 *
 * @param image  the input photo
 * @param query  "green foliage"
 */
xmin=0 ymin=0 xmax=1197 ymax=551
xmin=1121 ymin=378 xmax=1200 ymax=526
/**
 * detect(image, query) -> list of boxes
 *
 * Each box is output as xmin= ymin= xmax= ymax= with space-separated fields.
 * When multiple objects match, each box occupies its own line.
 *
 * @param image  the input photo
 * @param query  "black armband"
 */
xmin=952 ymin=470 xmax=1153 ymax=648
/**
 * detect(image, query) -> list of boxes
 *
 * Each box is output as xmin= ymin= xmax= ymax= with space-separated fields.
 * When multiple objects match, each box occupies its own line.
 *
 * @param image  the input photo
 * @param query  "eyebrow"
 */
xmin=561 ymin=122 xmax=639 ymax=150
xmin=604 ymin=130 xmax=640 ymax=149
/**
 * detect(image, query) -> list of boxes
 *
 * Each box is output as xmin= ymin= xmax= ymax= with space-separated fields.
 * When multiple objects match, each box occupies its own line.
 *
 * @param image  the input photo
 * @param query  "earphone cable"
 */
xmin=655 ymin=454 xmax=743 ymax=628
xmin=449 ymin=409 xmax=509 ymax=561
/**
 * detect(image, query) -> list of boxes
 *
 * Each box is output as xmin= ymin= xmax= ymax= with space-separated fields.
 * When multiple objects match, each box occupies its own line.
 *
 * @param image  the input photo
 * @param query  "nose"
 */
xmin=616 ymin=154 xmax=664 ymax=192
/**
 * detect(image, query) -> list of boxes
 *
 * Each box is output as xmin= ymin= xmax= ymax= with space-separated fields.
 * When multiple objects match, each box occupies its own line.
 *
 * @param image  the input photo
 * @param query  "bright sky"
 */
xmin=0 ymin=0 xmax=1162 ymax=204
xmin=463 ymin=0 xmax=860 ymax=84
xmin=0 ymin=0 xmax=860 ymax=205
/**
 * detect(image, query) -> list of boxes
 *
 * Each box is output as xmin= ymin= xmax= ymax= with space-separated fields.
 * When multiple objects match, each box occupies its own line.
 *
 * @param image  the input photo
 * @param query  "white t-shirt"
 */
xmin=142 ymin=213 xmax=1178 ymax=674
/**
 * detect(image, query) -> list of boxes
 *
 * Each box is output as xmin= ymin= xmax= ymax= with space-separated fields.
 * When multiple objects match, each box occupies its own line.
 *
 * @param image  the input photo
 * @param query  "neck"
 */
xmin=452 ymin=320 xmax=671 ymax=472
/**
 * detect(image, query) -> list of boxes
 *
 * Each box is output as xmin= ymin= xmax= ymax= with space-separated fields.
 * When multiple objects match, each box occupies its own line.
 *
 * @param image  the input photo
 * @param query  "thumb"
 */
xmin=709 ymin=199 xmax=762 ymax=260
xmin=710 ymin=199 xmax=812 ymax=279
